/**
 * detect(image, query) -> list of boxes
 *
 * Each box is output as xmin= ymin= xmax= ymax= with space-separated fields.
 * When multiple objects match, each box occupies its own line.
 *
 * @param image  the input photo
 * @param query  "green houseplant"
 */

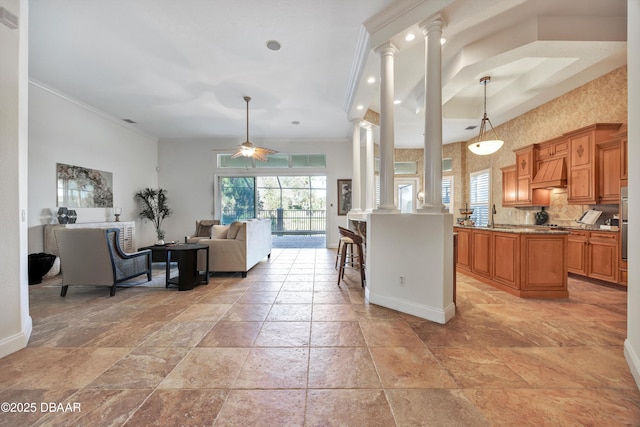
xmin=134 ymin=188 xmax=172 ymax=244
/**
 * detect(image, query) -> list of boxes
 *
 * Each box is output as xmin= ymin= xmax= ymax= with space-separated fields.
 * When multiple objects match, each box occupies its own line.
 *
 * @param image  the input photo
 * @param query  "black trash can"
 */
xmin=28 ymin=253 xmax=56 ymax=285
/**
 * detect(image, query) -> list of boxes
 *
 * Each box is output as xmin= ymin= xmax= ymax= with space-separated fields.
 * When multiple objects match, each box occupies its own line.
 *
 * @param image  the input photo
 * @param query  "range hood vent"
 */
xmin=531 ymin=157 xmax=567 ymax=188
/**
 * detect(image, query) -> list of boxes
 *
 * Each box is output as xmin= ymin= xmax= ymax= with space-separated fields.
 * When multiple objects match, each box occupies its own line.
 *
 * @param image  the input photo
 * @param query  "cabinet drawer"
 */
xmin=569 ymin=230 xmax=589 ymax=239
xmin=589 ymin=232 xmax=618 ymax=242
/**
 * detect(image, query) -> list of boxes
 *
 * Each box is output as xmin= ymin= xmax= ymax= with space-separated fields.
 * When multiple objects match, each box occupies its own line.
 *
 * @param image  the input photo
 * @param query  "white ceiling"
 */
xmin=29 ymin=0 xmax=627 ymax=149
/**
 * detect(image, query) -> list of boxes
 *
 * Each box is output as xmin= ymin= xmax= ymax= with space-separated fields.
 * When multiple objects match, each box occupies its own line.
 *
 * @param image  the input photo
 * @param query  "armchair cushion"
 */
xmin=212 ymin=224 xmax=230 ymax=239
xmin=196 ymin=223 xmax=214 ymax=237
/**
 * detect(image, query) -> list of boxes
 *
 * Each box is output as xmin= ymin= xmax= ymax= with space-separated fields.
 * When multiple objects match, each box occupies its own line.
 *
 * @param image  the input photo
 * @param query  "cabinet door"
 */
xmin=588 ymin=232 xmax=618 ymax=282
xmin=597 ymin=140 xmax=620 ymax=204
xmin=454 ymin=228 xmax=472 ymax=271
xmin=471 ymin=230 xmax=492 ymax=278
xmin=515 ymin=150 xmax=532 ymax=204
xmin=501 ymin=166 xmax=517 ymax=206
xmin=568 ymin=132 xmax=596 ymax=203
xmin=492 ymin=232 xmax=519 ymax=289
xmin=621 ymin=136 xmax=628 ymax=183
xmin=567 ymin=232 xmax=588 ymax=275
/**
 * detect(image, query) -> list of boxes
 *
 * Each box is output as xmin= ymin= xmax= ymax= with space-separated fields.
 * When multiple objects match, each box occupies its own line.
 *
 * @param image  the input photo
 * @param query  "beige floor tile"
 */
xmin=359 ymin=320 xmax=425 ymax=347
xmin=214 ymin=389 xmax=306 ymax=426
xmin=234 ymin=347 xmax=309 ymax=389
xmin=172 ymin=303 xmax=232 ymax=322
xmin=159 ymin=347 xmax=249 ymax=389
xmin=220 ymin=303 xmax=272 ymax=321
xmin=310 ymin=321 xmax=366 ymax=347
xmin=275 ymin=291 xmax=313 ymax=304
xmin=312 ymin=304 xmax=357 ymax=321
xmin=308 ymin=347 xmax=380 ymax=388
xmin=197 ymin=321 xmax=262 ymax=347
xmin=305 ymin=389 xmax=395 ymax=426
xmin=139 ymin=321 xmax=214 ymax=347
xmin=254 ymin=321 xmax=311 ymax=347
xmin=369 ymin=346 xmax=457 ymax=388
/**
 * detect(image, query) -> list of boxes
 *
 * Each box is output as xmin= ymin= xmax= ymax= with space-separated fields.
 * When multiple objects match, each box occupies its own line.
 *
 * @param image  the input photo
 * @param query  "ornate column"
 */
xmin=365 ymin=125 xmax=376 ymax=211
xmin=418 ymin=15 xmax=446 ymax=213
xmin=349 ymin=119 xmax=362 ymax=213
xmin=374 ymin=42 xmax=399 ymax=212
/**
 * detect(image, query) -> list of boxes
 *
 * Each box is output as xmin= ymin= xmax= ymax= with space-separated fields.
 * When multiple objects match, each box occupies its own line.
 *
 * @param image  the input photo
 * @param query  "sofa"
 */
xmin=187 ymin=219 xmax=272 ymax=277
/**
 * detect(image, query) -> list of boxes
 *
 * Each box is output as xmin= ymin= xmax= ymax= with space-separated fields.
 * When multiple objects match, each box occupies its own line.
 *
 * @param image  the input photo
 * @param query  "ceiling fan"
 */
xmin=213 ymin=96 xmax=278 ymax=162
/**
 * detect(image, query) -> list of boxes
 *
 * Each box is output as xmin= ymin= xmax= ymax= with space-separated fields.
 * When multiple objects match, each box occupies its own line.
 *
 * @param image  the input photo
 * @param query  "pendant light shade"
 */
xmin=468 ymin=76 xmax=504 ymax=156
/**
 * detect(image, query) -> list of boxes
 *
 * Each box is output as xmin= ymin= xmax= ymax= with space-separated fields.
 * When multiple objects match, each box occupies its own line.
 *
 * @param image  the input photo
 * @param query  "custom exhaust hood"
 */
xmin=530 ymin=157 xmax=567 ymax=188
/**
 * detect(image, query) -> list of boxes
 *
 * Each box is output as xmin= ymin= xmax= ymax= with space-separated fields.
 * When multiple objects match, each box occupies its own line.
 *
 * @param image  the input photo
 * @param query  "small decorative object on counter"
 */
xmin=67 ymin=210 xmax=78 ymax=223
xmin=113 ymin=207 xmax=122 ymax=222
xmin=57 ymin=207 xmax=69 ymax=224
xmin=459 ymin=204 xmax=474 ymax=226
xmin=535 ymin=207 xmax=549 ymax=225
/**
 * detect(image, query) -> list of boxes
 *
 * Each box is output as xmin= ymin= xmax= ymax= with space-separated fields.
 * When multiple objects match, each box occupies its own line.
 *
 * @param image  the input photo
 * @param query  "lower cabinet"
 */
xmin=454 ymin=227 xmax=568 ymax=298
xmin=568 ymin=230 xmax=619 ymax=283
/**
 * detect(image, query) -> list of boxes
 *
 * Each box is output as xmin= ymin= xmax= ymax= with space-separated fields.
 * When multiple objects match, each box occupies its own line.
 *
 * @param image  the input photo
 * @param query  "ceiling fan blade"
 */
xmin=253 ymin=151 xmax=268 ymax=162
xmin=230 ymin=150 xmax=244 ymax=159
xmin=256 ymin=147 xmax=279 ymax=155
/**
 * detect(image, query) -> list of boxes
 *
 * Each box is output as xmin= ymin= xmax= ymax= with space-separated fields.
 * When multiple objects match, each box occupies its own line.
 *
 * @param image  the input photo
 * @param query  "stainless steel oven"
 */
xmin=621 ymin=186 xmax=628 ymax=260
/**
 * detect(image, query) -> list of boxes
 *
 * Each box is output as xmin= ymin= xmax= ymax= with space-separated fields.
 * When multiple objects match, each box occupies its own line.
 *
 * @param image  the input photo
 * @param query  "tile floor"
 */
xmin=2 ymin=248 xmax=640 ymax=426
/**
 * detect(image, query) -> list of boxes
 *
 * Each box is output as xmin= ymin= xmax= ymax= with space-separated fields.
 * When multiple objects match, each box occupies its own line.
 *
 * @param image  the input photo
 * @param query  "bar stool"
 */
xmin=337 ymin=226 xmax=365 ymax=287
xmin=335 ymin=229 xmax=355 ymax=269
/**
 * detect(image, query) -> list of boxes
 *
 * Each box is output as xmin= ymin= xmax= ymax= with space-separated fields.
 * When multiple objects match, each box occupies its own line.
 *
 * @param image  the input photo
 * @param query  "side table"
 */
xmin=139 ymin=243 xmax=209 ymax=291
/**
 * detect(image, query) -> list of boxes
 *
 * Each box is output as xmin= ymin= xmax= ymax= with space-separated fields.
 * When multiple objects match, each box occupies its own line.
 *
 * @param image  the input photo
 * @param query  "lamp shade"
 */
xmin=468 ymin=139 xmax=504 ymax=156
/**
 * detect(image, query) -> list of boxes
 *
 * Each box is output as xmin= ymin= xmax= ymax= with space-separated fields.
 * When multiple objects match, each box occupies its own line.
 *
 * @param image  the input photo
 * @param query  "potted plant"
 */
xmin=134 ymin=188 xmax=172 ymax=244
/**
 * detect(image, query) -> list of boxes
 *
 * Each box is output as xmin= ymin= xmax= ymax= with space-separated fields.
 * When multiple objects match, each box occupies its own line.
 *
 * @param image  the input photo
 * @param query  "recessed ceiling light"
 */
xmin=440 ymin=37 xmax=447 ymax=45
xmin=465 ymin=125 xmax=477 ymax=130
xmin=356 ymin=105 xmax=364 ymax=110
xmin=266 ymin=40 xmax=281 ymax=51
xmin=291 ymin=121 xmax=300 ymax=125
xmin=367 ymin=77 xmax=376 ymax=84
xmin=122 ymin=119 xmax=136 ymax=124
xmin=394 ymin=99 xmax=402 ymax=105
xmin=405 ymin=33 xmax=415 ymax=42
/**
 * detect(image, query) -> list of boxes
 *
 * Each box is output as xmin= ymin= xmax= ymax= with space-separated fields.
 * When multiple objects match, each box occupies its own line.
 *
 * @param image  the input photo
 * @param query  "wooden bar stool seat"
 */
xmin=337 ymin=226 xmax=365 ymax=287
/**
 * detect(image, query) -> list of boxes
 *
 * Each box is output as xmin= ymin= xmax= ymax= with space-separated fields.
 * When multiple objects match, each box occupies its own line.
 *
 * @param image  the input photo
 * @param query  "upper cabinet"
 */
xmin=513 ymin=145 xmax=550 ymax=207
xmin=597 ymin=138 xmax=621 ymax=204
xmin=566 ymin=123 xmax=622 ymax=204
xmin=501 ymin=165 xmax=517 ymax=207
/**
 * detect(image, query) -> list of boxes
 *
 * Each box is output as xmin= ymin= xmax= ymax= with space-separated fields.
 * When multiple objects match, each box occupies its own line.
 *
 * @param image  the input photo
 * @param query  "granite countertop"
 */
xmin=453 ymin=224 xmax=619 ymax=234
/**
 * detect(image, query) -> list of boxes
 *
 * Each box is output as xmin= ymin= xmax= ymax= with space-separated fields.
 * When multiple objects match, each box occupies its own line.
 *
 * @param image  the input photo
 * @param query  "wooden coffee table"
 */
xmin=139 ymin=243 xmax=209 ymax=291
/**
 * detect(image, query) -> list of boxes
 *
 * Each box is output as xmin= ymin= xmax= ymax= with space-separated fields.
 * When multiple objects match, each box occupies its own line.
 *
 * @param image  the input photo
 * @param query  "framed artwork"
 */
xmin=56 ymin=163 xmax=113 ymax=208
xmin=337 ymin=179 xmax=352 ymax=216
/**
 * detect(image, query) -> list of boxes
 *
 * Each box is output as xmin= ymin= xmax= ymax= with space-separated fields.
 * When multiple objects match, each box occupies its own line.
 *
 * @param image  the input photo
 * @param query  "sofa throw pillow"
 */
xmin=196 ymin=224 xmax=214 ymax=237
xmin=227 ymin=221 xmax=243 ymax=239
xmin=211 ymin=225 xmax=230 ymax=239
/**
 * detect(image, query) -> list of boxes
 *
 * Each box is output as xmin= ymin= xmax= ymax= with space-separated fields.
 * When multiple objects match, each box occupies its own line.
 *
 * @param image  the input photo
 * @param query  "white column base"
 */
xmin=373 ymin=205 xmax=401 ymax=214
xmin=418 ymin=203 xmax=447 ymax=213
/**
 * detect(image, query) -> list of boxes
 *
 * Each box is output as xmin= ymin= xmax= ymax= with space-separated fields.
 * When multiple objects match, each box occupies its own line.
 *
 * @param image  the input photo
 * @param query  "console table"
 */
xmin=45 ymin=221 xmax=135 ymax=256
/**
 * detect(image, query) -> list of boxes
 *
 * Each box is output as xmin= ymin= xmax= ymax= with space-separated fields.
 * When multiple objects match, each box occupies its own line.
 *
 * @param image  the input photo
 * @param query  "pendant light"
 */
xmin=468 ymin=76 xmax=504 ymax=156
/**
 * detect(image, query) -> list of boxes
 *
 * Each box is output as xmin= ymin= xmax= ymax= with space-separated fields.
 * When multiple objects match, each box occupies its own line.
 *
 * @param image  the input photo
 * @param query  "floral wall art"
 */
xmin=56 ymin=163 xmax=113 ymax=208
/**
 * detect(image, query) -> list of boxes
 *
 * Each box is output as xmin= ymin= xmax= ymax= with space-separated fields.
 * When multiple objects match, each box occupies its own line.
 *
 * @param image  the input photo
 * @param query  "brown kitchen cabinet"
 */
xmin=501 ymin=165 xmax=517 ymax=207
xmin=514 ymin=145 xmax=550 ymax=206
xmin=492 ymin=232 xmax=519 ymax=289
xmin=597 ymin=138 xmax=621 ymax=204
xmin=455 ymin=227 xmax=472 ymax=271
xmin=537 ymin=136 xmax=568 ymax=160
xmin=567 ymin=123 xmax=622 ymax=204
xmin=568 ymin=230 xmax=619 ymax=283
xmin=471 ymin=228 xmax=492 ymax=279
xmin=454 ymin=227 xmax=568 ymax=298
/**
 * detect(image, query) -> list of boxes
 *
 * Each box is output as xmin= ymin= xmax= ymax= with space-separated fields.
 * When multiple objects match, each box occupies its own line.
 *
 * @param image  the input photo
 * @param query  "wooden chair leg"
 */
xmin=110 ymin=285 xmax=117 ymax=297
xmin=60 ymin=285 xmax=68 ymax=297
xmin=357 ymin=243 xmax=365 ymax=287
xmin=337 ymin=242 xmax=348 ymax=286
xmin=335 ymin=239 xmax=342 ymax=269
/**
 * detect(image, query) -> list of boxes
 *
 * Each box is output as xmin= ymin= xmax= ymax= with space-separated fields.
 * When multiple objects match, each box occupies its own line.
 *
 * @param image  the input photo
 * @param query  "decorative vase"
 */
xmin=57 ymin=207 xmax=69 ymax=224
xmin=535 ymin=207 xmax=549 ymax=225
xmin=67 ymin=210 xmax=78 ymax=223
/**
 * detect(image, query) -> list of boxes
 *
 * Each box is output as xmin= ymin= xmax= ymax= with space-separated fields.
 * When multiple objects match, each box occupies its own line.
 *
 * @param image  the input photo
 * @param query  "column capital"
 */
xmin=419 ymin=13 xmax=447 ymax=34
xmin=374 ymin=41 xmax=398 ymax=55
xmin=351 ymin=118 xmax=363 ymax=127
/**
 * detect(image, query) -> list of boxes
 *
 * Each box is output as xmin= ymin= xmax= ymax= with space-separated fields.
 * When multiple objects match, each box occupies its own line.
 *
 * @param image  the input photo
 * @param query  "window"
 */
xmin=442 ymin=158 xmax=452 ymax=172
xmin=469 ymin=169 xmax=490 ymax=226
xmin=218 ymin=153 xmax=326 ymax=169
xmin=442 ymin=176 xmax=453 ymax=213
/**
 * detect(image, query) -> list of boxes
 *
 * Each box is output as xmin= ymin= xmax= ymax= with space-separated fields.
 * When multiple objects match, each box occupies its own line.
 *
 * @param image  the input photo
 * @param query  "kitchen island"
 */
xmin=454 ymin=225 xmax=570 ymax=298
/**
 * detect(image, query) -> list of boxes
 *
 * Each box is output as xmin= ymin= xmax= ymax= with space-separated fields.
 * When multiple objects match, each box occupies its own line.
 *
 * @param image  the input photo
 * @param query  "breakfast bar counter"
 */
xmin=454 ymin=226 xmax=569 ymax=298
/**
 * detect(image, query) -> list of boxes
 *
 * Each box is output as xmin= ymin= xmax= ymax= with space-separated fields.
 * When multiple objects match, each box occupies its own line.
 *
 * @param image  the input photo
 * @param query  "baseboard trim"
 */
xmin=0 ymin=316 xmax=32 ymax=359
xmin=624 ymin=339 xmax=640 ymax=390
xmin=367 ymin=292 xmax=454 ymax=324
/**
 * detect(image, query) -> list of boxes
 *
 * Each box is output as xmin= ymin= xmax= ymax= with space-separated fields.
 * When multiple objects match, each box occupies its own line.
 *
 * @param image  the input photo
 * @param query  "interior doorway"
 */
xmin=395 ymin=178 xmax=420 ymax=213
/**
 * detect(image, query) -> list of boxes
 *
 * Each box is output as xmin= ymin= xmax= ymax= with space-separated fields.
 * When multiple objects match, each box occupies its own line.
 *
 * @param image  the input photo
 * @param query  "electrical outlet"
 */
xmin=399 ymin=276 xmax=406 ymax=286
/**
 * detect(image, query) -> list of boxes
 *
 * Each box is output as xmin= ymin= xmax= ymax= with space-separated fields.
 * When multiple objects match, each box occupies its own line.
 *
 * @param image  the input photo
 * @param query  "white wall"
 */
xmin=625 ymin=0 xmax=640 ymax=388
xmin=0 ymin=0 xmax=31 ymax=358
xmin=158 ymin=138 xmax=352 ymax=247
xmin=28 ymin=84 xmax=159 ymax=251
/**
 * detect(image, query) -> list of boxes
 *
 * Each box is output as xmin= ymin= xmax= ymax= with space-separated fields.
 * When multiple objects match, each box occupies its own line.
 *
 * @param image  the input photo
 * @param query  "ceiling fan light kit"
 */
xmin=468 ymin=76 xmax=504 ymax=156
xmin=215 ymin=96 xmax=278 ymax=162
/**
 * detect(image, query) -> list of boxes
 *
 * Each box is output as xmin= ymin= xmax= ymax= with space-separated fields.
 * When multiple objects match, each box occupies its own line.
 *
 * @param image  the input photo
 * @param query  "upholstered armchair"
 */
xmin=55 ymin=227 xmax=152 ymax=297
